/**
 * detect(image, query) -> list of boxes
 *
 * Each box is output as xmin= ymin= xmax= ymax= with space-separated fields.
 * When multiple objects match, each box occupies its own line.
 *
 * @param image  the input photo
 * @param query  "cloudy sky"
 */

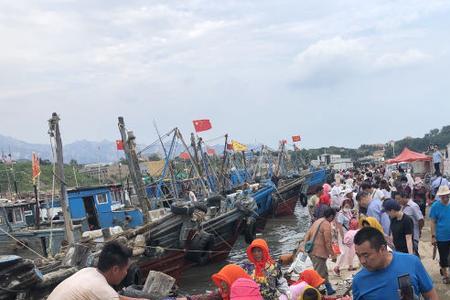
xmin=1 ymin=0 xmax=450 ymax=149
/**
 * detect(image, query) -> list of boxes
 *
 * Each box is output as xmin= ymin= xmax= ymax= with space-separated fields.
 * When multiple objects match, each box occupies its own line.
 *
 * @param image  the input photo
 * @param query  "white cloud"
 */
xmin=374 ymin=49 xmax=431 ymax=69
xmin=0 ymin=1 xmax=449 ymax=148
xmin=292 ymin=37 xmax=432 ymax=84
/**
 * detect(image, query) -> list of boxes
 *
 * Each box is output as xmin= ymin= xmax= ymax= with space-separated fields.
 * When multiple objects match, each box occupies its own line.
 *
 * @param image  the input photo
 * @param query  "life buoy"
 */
xmin=244 ymin=217 xmax=257 ymax=244
xmin=185 ymin=231 xmax=215 ymax=265
xmin=299 ymin=192 xmax=308 ymax=207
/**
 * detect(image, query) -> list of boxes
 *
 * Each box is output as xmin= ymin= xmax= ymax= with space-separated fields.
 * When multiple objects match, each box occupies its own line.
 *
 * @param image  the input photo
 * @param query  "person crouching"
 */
xmin=245 ymin=239 xmax=289 ymax=299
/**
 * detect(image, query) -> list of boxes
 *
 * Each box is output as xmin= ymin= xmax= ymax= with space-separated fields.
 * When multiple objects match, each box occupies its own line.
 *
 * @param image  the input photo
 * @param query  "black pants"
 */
xmin=413 ymin=240 xmax=420 ymax=258
xmin=437 ymin=240 xmax=450 ymax=268
xmin=434 ymin=162 xmax=441 ymax=175
xmin=418 ymin=203 xmax=426 ymax=219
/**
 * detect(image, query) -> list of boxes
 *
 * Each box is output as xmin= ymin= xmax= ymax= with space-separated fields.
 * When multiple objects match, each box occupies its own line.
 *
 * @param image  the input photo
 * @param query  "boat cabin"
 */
xmin=0 ymin=199 xmax=41 ymax=232
xmin=66 ymin=184 xmax=143 ymax=230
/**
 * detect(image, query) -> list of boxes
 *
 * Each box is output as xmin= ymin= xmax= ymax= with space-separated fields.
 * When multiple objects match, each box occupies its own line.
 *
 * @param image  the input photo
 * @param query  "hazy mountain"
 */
xmin=0 ymin=134 xmax=248 ymax=164
xmin=0 ymin=134 xmax=125 ymax=164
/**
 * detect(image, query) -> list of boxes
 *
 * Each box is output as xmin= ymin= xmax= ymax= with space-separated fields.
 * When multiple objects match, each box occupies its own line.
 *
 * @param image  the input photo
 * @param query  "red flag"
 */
xmin=116 ymin=140 xmax=124 ymax=150
xmin=227 ymin=143 xmax=234 ymax=150
xmin=179 ymin=152 xmax=190 ymax=160
xmin=292 ymin=135 xmax=301 ymax=142
xmin=192 ymin=119 xmax=212 ymax=132
xmin=32 ymin=152 xmax=40 ymax=184
xmin=207 ymin=148 xmax=216 ymax=156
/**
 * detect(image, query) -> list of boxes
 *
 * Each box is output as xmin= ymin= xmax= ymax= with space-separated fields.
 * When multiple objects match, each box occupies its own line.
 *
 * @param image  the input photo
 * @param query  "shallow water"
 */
xmin=178 ymin=203 xmax=311 ymax=294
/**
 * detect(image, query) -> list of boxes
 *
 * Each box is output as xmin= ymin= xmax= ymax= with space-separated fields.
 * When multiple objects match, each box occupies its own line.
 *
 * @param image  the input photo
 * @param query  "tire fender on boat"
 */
xmin=120 ymin=263 xmax=142 ymax=287
xmin=299 ymin=192 xmax=308 ymax=207
xmin=185 ymin=231 xmax=215 ymax=265
xmin=244 ymin=217 xmax=257 ymax=244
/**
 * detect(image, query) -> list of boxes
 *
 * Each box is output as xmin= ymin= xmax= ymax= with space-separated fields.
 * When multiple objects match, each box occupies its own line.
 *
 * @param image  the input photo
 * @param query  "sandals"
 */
xmin=440 ymin=269 xmax=450 ymax=284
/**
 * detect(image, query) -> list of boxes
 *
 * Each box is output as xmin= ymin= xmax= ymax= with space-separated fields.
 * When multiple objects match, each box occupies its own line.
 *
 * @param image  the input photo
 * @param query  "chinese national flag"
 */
xmin=32 ymin=152 xmax=40 ymax=184
xmin=179 ymin=152 xmax=190 ymax=160
xmin=226 ymin=143 xmax=234 ymax=150
xmin=116 ymin=140 xmax=124 ymax=150
xmin=192 ymin=119 xmax=212 ymax=132
xmin=292 ymin=135 xmax=301 ymax=142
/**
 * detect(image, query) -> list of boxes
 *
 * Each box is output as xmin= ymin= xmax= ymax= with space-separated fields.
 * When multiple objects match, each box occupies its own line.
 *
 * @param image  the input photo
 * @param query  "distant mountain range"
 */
xmin=0 ymin=134 xmax=261 ymax=164
xmin=0 ymin=134 xmax=125 ymax=164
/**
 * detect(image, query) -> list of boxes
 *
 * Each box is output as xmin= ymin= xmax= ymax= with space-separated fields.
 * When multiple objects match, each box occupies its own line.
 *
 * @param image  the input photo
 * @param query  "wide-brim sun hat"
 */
xmin=436 ymin=185 xmax=450 ymax=196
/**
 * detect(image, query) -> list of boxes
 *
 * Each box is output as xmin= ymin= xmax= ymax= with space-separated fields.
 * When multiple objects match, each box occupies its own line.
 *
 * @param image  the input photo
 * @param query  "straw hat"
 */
xmin=436 ymin=185 xmax=450 ymax=196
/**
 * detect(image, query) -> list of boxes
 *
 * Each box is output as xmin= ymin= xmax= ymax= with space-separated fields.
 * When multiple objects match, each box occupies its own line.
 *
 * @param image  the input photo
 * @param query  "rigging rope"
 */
xmin=0 ymin=226 xmax=46 ymax=260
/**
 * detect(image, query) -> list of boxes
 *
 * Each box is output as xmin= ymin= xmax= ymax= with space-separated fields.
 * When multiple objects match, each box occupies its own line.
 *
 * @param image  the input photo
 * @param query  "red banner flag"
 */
xmin=193 ymin=119 xmax=212 ymax=132
xmin=116 ymin=140 xmax=124 ymax=150
xmin=207 ymin=148 xmax=216 ymax=156
xmin=292 ymin=135 xmax=301 ymax=142
xmin=227 ymin=143 xmax=234 ymax=150
xmin=32 ymin=152 xmax=40 ymax=183
xmin=179 ymin=152 xmax=190 ymax=160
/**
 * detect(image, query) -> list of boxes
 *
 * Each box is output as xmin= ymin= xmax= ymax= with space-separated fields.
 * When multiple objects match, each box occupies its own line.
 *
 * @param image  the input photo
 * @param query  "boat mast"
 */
xmin=175 ymin=129 xmax=209 ymax=196
xmin=118 ymin=117 xmax=150 ymax=222
xmin=219 ymin=134 xmax=229 ymax=192
xmin=48 ymin=113 xmax=74 ymax=245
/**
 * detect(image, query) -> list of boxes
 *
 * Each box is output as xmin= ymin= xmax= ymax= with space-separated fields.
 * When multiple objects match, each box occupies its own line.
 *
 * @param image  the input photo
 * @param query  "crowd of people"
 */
xmin=46 ymin=163 xmax=450 ymax=300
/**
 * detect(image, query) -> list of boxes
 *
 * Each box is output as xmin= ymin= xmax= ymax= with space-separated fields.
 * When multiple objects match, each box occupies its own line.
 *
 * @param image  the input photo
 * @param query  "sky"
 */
xmin=1 ymin=0 xmax=450 ymax=149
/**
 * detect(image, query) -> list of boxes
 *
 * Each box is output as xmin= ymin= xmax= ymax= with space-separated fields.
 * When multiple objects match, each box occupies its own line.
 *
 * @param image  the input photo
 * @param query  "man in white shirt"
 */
xmin=433 ymin=145 xmax=443 ymax=175
xmin=48 ymin=241 xmax=146 ymax=300
xmin=330 ymin=182 xmax=343 ymax=210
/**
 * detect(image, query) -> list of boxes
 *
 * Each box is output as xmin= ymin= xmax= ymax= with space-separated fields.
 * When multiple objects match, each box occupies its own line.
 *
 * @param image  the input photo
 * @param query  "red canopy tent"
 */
xmin=386 ymin=147 xmax=431 ymax=164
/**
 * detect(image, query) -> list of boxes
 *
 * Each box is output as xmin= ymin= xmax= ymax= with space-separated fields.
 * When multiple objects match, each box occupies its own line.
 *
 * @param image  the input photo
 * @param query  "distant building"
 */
xmin=317 ymin=154 xmax=353 ymax=170
xmin=79 ymin=163 xmax=129 ymax=182
xmin=444 ymin=143 xmax=450 ymax=177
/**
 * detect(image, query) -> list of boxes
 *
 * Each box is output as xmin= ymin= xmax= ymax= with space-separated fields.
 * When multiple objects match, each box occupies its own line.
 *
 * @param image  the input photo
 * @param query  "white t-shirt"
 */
xmin=189 ymin=191 xmax=197 ymax=202
xmin=47 ymin=267 xmax=120 ymax=300
xmin=371 ymin=189 xmax=384 ymax=201
xmin=330 ymin=185 xmax=342 ymax=209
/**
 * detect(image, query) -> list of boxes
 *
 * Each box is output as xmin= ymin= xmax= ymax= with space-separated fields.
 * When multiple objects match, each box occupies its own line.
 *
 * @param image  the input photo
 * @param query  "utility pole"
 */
xmin=48 ymin=113 xmax=74 ymax=245
xmin=118 ymin=117 xmax=150 ymax=222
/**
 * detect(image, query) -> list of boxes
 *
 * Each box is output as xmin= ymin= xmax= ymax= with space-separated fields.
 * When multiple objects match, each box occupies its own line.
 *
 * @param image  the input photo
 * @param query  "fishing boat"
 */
xmin=305 ymin=168 xmax=328 ymax=195
xmin=271 ymin=175 xmax=308 ymax=217
xmin=0 ymin=198 xmax=83 ymax=259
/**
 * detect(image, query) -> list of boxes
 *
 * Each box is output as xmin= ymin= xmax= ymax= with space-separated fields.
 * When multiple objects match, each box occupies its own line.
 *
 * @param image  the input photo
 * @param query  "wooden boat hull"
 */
xmin=306 ymin=169 xmax=328 ymax=195
xmin=0 ymin=228 xmax=72 ymax=259
xmin=134 ymin=214 xmax=186 ymax=280
xmin=272 ymin=177 xmax=305 ymax=217
xmin=184 ymin=208 xmax=244 ymax=269
xmin=273 ymin=195 xmax=298 ymax=217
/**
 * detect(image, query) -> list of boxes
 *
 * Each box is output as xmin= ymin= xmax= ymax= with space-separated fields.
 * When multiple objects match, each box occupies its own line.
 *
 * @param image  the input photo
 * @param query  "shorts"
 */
xmin=309 ymin=254 xmax=329 ymax=280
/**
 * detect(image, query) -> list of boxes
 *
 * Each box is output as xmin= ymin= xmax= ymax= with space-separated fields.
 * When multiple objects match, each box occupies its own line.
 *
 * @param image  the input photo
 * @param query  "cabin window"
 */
xmin=96 ymin=193 xmax=108 ymax=205
xmin=13 ymin=208 xmax=23 ymax=223
xmin=7 ymin=210 xmax=14 ymax=223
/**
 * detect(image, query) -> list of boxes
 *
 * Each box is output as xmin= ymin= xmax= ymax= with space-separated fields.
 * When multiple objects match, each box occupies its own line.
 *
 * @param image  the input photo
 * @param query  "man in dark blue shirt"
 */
xmin=352 ymin=227 xmax=438 ymax=300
